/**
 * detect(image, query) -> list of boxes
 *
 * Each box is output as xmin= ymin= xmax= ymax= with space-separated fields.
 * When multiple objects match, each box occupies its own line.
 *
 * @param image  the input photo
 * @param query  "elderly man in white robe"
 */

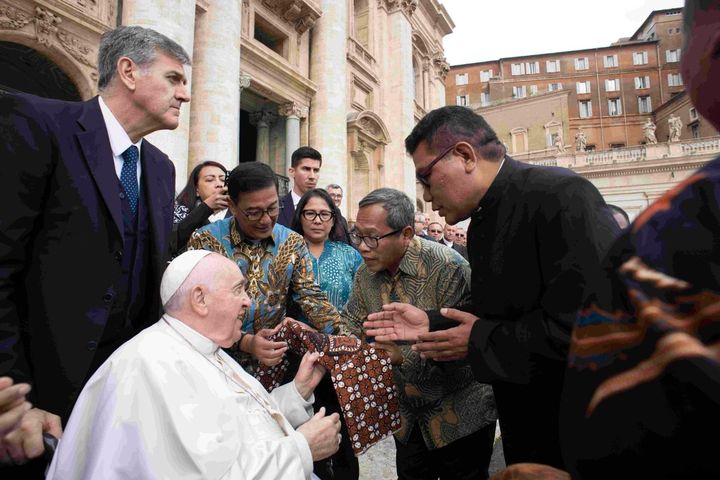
xmin=47 ymin=250 xmax=341 ymax=479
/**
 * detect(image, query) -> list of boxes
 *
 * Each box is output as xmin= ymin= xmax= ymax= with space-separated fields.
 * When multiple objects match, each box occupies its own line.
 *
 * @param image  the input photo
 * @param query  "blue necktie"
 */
xmin=120 ymin=145 xmax=139 ymax=214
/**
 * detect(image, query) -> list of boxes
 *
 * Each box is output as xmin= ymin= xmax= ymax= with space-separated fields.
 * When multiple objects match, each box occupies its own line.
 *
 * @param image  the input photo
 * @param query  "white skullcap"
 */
xmin=160 ymin=250 xmax=213 ymax=306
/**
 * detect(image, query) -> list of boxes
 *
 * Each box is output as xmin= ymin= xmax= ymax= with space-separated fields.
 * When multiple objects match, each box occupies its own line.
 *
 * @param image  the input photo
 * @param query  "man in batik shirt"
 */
xmin=344 ymin=188 xmax=497 ymax=480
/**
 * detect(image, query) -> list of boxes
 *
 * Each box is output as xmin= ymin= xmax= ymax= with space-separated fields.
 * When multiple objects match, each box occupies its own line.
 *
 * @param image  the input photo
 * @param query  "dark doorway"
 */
xmin=239 ymin=109 xmax=257 ymax=164
xmin=0 ymin=42 xmax=81 ymax=100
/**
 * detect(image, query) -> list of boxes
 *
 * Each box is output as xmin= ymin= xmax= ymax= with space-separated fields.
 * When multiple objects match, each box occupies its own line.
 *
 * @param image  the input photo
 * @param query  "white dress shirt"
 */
xmin=98 ymin=96 xmax=142 ymax=184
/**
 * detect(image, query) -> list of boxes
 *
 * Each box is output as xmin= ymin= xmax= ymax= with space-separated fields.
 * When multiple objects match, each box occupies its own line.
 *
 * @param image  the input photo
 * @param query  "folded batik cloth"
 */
xmin=255 ymin=321 xmax=401 ymax=456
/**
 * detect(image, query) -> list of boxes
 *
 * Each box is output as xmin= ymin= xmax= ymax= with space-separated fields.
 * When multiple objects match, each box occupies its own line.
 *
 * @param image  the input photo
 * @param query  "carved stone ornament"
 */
xmin=57 ymin=30 xmax=94 ymax=67
xmin=34 ymin=7 xmax=61 ymax=47
xmin=279 ymin=102 xmax=308 ymax=118
xmin=384 ymin=0 xmax=418 ymax=17
xmin=0 ymin=5 xmax=32 ymax=30
xmin=239 ymin=73 xmax=252 ymax=90
xmin=295 ymin=15 xmax=315 ymax=35
xmin=249 ymin=110 xmax=277 ymax=127
xmin=433 ymin=54 xmax=450 ymax=79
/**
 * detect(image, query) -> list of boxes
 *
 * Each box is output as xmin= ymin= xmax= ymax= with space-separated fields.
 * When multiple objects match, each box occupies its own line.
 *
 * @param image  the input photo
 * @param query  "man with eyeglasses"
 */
xmin=364 ymin=106 xmax=619 ymax=469
xmin=188 ymin=162 xmax=352 ymax=375
xmin=343 ymin=188 xmax=497 ymax=480
xmin=325 ymin=183 xmax=353 ymax=245
xmin=427 ymin=222 xmax=444 ymax=241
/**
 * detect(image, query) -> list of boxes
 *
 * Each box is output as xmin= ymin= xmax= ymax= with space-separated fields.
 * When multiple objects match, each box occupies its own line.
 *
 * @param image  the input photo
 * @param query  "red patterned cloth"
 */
xmin=255 ymin=321 xmax=401 ymax=456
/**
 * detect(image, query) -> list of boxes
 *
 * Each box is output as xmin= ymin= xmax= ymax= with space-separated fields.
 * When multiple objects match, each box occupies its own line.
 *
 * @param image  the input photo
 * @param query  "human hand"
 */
xmin=248 ymin=324 xmax=288 ymax=366
xmin=371 ymin=342 xmax=403 ymax=365
xmin=282 ymin=317 xmax=317 ymax=332
xmin=1 ymin=408 xmax=62 ymax=465
xmin=412 ymin=308 xmax=479 ymax=361
xmin=203 ymin=189 xmax=230 ymax=212
xmin=0 ymin=377 xmax=32 ymax=438
xmin=363 ymin=303 xmax=430 ymax=342
xmin=297 ymin=407 xmax=341 ymax=461
xmin=294 ymin=352 xmax=326 ymax=400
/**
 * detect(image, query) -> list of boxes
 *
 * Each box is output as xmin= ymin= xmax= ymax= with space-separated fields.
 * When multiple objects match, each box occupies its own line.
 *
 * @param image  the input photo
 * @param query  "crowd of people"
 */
xmin=1 ymin=1 xmax=719 ymax=478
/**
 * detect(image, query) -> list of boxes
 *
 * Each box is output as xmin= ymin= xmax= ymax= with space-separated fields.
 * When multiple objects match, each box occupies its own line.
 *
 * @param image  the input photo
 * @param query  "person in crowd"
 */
xmin=0 ymin=25 xmax=189 ymax=471
xmin=455 ymin=226 xmax=467 ymax=247
xmin=290 ymin=188 xmax=362 ymax=479
xmin=170 ymin=160 xmax=229 ymax=256
xmin=187 ymin=162 xmax=352 ymax=372
xmin=46 ymin=251 xmax=341 ymax=479
xmin=326 ymin=183 xmax=353 ymax=245
xmin=560 ymin=2 xmax=720 ymax=478
xmin=606 ymin=204 xmax=630 ymax=230
xmin=440 ymin=224 xmax=468 ymax=259
xmin=427 ymin=222 xmax=444 ymax=241
xmin=344 ymin=188 xmax=497 ymax=480
xmin=278 ymin=147 xmax=322 ymax=227
xmin=364 ymin=106 xmax=618 ymax=469
xmin=414 ymin=212 xmax=435 ymax=241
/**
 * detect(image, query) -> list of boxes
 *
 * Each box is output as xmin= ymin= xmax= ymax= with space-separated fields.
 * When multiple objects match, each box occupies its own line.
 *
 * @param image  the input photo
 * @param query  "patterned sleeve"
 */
xmin=186 ymin=228 xmax=226 ymax=255
xmin=289 ymin=236 xmax=353 ymax=336
xmin=173 ymin=203 xmax=190 ymax=224
xmin=340 ymin=269 xmax=370 ymax=338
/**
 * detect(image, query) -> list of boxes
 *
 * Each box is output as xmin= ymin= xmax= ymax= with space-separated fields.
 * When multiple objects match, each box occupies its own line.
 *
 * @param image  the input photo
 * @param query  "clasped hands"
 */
xmin=363 ymin=303 xmax=479 ymax=362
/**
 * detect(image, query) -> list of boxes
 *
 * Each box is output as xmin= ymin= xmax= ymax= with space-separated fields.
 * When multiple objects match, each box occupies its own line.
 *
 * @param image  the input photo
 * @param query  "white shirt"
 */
xmin=443 ymin=238 xmax=454 ymax=247
xmin=208 ymin=208 xmax=228 ymax=223
xmin=291 ymin=189 xmax=303 ymax=208
xmin=47 ymin=315 xmax=315 ymax=480
xmin=98 ymin=96 xmax=142 ymax=184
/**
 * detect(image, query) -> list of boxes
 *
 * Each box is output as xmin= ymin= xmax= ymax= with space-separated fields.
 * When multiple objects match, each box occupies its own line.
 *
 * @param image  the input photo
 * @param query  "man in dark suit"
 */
xmin=364 ymin=106 xmax=618 ymax=469
xmin=326 ymin=183 xmax=353 ymax=245
xmin=0 ymin=25 xmax=190 ymax=467
xmin=413 ymin=212 xmax=435 ymax=242
xmin=439 ymin=223 xmax=468 ymax=259
xmin=277 ymin=146 xmax=322 ymax=228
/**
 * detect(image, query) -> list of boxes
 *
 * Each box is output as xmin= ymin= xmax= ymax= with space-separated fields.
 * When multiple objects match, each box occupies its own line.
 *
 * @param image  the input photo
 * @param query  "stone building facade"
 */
xmin=0 ymin=0 xmax=454 ymax=220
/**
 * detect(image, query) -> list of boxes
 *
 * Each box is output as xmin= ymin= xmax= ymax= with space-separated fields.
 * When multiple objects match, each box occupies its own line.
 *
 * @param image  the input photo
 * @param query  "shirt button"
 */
xmin=102 ymin=293 xmax=114 ymax=303
xmin=119 ymin=192 xmax=125 ymax=199
xmin=86 ymin=340 xmax=98 ymax=351
xmin=114 ymin=250 xmax=123 ymax=262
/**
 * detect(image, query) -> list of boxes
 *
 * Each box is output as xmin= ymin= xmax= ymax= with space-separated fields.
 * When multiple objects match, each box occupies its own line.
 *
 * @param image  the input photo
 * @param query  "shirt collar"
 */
xmin=163 ymin=313 xmax=218 ymax=356
xmin=291 ymin=189 xmax=302 ymax=207
xmin=475 ymin=155 xmax=510 ymax=216
xmin=229 ymin=217 xmax=277 ymax=248
xmin=98 ymin=96 xmax=143 ymax=157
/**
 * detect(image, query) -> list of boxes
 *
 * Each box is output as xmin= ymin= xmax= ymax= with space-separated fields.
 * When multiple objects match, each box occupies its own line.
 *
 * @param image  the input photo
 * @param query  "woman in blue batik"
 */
xmin=291 ymin=188 xmax=362 ymax=331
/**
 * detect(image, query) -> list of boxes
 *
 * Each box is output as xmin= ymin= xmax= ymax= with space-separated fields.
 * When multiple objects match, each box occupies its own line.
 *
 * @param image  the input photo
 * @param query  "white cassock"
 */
xmin=46 ymin=315 xmax=315 ymax=480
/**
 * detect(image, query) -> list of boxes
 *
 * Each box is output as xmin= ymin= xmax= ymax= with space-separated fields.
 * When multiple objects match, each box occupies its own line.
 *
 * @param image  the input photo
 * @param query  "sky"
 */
xmin=441 ymin=0 xmax=684 ymax=66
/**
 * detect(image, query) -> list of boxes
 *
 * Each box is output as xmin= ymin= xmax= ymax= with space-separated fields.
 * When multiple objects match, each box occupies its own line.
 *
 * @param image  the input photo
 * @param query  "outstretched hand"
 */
xmin=412 ymin=308 xmax=479 ymax=361
xmin=248 ymin=324 xmax=288 ymax=366
xmin=363 ymin=303 xmax=430 ymax=342
xmin=294 ymin=352 xmax=326 ymax=400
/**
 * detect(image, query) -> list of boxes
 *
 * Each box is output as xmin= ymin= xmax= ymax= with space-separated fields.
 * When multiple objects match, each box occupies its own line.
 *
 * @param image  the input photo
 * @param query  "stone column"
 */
xmin=188 ymin=1 xmax=242 ymax=172
xmin=279 ymin=102 xmax=309 ymax=172
xmin=122 ymin=0 xmax=197 ymax=192
xmin=309 ymin=0 xmax=348 ymax=192
xmin=250 ymin=111 xmax=277 ymax=165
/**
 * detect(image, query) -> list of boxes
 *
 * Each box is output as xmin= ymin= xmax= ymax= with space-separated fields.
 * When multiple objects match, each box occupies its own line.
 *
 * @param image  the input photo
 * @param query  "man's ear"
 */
xmin=455 ymin=142 xmax=478 ymax=173
xmin=288 ymin=166 xmax=295 ymax=178
xmin=402 ymin=225 xmax=414 ymax=240
xmin=116 ymin=56 xmax=139 ymax=91
xmin=189 ymin=285 xmax=208 ymax=315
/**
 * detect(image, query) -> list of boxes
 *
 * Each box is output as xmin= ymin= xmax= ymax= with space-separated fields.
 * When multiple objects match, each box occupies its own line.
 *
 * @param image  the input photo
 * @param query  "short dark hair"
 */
xmin=175 ymin=160 xmax=227 ymax=208
xmin=291 ymin=146 xmax=322 ymax=168
xmin=291 ymin=189 xmax=343 ymax=241
xmin=226 ymin=162 xmax=278 ymax=204
xmin=405 ymin=106 xmax=505 ymax=161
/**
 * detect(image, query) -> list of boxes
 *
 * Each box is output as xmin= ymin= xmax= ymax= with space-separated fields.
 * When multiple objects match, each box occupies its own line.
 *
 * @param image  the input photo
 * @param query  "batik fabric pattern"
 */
xmin=256 ymin=321 xmax=400 ymax=456
xmin=342 ymin=237 xmax=497 ymax=450
xmin=562 ymin=156 xmax=720 ymax=479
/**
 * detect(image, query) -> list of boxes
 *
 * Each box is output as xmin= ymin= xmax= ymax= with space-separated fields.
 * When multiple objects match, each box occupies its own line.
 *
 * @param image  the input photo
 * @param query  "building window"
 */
xmin=608 ymin=98 xmax=623 ymax=116
xmin=668 ymin=73 xmax=683 ymax=86
xmin=529 ymin=85 xmax=538 ymax=96
xmin=691 ymin=123 xmax=700 ymax=139
xmin=480 ymin=69 xmax=493 ymax=82
xmin=456 ymin=95 xmax=469 ymax=106
xmin=456 ymin=73 xmax=468 ymax=85
xmin=526 ymin=61 xmax=540 ymax=74
xmin=603 ymin=54 xmax=618 ymax=68
xmin=254 ymin=14 xmax=289 ymax=58
xmin=511 ymin=63 xmax=526 ymax=75
xmin=689 ymin=107 xmax=698 ymax=121
xmin=579 ymin=100 xmax=593 ymax=118
xmin=574 ymin=57 xmax=589 ymax=70
xmin=353 ymin=0 xmax=370 ymax=48
xmin=512 ymin=85 xmax=527 ymax=98
xmin=610 ymin=143 xmax=626 ymax=149
xmin=546 ymin=59 xmax=560 ymax=73
xmin=548 ymin=82 xmax=563 ymax=92
xmin=576 ymin=81 xmax=591 ymax=94
xmin=480 ymin=92 xmax=490 ymax=106
xmin=666 ymin=48 xmax=681 ymax=63
xmin=638 ymin=95 xmax=652 ymax=113
xmin=633 ymin=51 xmax=649 ymax=65
xmin=634 ymin=76 xmax=650 ymax=89
xmin=605 ymin=78 xmax=620 ymax=92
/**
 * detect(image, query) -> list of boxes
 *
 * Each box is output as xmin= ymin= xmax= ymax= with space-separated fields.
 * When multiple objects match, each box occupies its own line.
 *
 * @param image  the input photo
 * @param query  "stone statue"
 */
xmin=554 ymin=133 xmax=566 ymax=153
xmin=642 ymin=118 xmax=657 ymax=145
xmin=668 ymin=114 xmax=683 ymax=142
xmin=574 ymin=129 xmax=587 ymax=152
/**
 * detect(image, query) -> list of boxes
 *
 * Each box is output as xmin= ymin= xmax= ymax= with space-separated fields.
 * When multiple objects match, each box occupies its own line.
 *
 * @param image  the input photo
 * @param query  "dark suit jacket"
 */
xmin=277 ymin=192 xmax=295 ymax=228
xmin=429 ymin=156 xmax=619 ymax=467
xmin=0 ymin=93 xmax=175 ymax=420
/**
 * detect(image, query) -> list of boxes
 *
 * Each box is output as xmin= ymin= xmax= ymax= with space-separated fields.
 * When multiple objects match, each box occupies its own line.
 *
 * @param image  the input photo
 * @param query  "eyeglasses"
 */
xmin=415 ymin=143 xmax=457 ymax=187
xmin=350 ymin=228 xmax=404 ymax=249
xmin=429 ymin=229 xmax=443 ymax=234
xmin=240 ymin=204 xmax=282 ymax=221
xmin=302 ymin=210 xmax=334 ymax=222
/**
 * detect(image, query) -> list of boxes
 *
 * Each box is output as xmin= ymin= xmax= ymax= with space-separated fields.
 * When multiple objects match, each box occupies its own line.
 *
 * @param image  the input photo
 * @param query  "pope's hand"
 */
xmin=2 ymin=407 xmax=62 ymax=465
xmin=412 ymin=308 xmax=479 ymax=361
xmin=363 ymin=303 xmax=430 ymax=342
xmin=294 ymin=352 xmax=326 ymax=400
xmin=248 ymin=324 xmax=288 ymax=366
xmin=297 ymin=407 xmax=341 ymax=461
